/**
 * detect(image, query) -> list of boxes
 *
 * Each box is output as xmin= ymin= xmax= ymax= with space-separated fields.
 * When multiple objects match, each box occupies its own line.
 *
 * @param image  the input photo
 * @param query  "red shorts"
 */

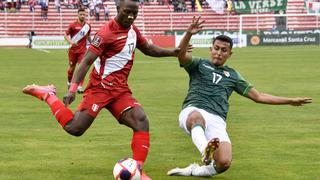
xmin=68 ymin=50 xmax=85 ymax=65
xmin=77 ymin=81 xmax=141 ymax=119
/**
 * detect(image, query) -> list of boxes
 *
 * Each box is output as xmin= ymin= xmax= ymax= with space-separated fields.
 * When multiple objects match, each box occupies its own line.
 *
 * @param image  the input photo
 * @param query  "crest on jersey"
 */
xmin=92 ymin=104 xmax=99 ymax=112
xmin=92 ymin=35 xmax=102 ymax=47
xmin=223 ymin=71 xmax=230 ymax=77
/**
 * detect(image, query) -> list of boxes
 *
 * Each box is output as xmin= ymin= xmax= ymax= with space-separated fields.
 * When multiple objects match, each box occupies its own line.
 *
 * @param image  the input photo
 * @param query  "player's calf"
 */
xmin=202 ymin=138 xmax=220 ymax=165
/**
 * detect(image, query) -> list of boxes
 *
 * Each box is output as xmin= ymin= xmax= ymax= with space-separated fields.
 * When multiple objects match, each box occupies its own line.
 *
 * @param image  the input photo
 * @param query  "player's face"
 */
xmin=117 ymin=0 xmax=139 ymax=28
xmin=78 ymin=11 xmax=87 ymax=22
xmin=210 ymin=40 xmax=232 ymax=67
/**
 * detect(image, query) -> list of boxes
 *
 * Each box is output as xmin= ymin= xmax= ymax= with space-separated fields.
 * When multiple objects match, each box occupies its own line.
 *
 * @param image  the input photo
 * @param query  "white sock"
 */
xmin=191 ymin=163 xmax=218 ymax=176
xmin=191 ymin=125 xmax=207 ymax=155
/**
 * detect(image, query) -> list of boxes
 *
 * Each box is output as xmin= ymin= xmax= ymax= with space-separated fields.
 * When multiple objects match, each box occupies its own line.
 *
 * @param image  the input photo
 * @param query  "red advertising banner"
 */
xmin=145 ymin=35 xmax=175 ymax=48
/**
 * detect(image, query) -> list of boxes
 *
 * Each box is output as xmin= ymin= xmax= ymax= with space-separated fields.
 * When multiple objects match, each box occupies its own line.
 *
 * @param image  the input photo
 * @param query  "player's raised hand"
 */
xmin=71 ymin=41 xmax=78 ymax=46
xmin=187 ymin=16 xmax=205 ymax=35
xmin=290 ymin=97 xmax=312 ymax=106
xmin=63 ymin=92 xmax=76 ymax=106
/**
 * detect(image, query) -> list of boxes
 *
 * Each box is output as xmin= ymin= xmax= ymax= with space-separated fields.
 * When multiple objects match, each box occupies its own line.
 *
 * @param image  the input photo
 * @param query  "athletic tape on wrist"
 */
xmin=69 ymin=83 xmax=78 ymax=93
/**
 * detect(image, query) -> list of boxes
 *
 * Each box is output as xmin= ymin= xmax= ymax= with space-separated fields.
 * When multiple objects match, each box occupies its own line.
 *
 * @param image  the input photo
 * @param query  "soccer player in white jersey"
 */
xmin=22 ymin=0 xmax=182 ymax=179
xmin=167 ymin=16 xmax=312 ymax=177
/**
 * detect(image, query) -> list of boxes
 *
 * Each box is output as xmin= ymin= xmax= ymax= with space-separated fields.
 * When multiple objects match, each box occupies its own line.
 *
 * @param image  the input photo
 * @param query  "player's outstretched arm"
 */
xmin=63 ymin=51 xmax=98 ymax=106
xmin=138 ymin=40 xmax=180 ymax=57
xmin=178 ymin=16 xmax=205 ymax=66
xmin=247 ymin=88 xmax=312 ymax=106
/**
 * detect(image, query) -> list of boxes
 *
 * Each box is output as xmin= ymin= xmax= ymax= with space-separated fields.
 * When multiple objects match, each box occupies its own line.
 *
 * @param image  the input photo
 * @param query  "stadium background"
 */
xmin=0 ymin=0 xmax=320 ymax=179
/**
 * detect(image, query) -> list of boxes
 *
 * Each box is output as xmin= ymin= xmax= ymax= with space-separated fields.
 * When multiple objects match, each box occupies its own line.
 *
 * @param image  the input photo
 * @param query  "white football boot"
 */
xmin=167 ymin=163 xmax=200 ymax=176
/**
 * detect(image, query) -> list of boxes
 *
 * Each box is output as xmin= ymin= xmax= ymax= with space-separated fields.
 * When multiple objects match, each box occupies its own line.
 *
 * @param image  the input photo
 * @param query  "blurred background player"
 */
xmin=23 ymin=0 xmax=183 ymax=179
xmin=167 ymin=16 xmax=312 ymax=177
xmin=64 ymin=8 xmax=91 ymax=94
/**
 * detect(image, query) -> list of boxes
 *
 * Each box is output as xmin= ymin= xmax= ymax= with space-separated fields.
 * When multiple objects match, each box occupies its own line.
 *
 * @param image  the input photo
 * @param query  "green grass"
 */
xmin=0 ymin=46 xmax=319 ymax=179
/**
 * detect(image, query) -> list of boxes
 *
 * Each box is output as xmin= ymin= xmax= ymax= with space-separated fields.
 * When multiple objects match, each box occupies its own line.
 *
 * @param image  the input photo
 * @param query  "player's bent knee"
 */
xmin=64 ymin=125 xmax=86 ymax=137
xmin=132 ymin=113 xmax=149 ymax=131
xmin=186 ymin=111 xmax=205 ymax=130
xmin=119 ymin=107 xmax=149 ymax=131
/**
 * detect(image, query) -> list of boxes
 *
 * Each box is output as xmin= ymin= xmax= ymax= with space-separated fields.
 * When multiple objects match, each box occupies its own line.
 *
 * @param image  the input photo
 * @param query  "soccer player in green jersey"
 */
xmin=167 ymin=16 xmax=312 ymax=177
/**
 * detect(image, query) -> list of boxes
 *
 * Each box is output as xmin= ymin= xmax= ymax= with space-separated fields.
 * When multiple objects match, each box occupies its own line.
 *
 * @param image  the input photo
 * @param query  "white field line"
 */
xmin=34 ymin=49 xmax=51 ymax=53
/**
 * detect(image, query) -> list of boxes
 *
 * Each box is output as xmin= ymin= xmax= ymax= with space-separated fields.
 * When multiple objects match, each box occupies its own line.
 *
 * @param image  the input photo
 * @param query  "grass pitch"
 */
xmin=0 ymin=46 xmax=319 ymax=179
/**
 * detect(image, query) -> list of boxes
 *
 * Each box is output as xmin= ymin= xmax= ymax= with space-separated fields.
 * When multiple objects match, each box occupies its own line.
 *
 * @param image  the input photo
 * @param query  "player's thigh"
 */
xmin=119 ymin=106 xmax=148 ymax=131
xmin=179 ymin=106 xmax=206 ymax=134
xmin=204 ymin=113 xmax=231 ymax=144
xmin=68 ymin=51 xmax=78 ymax=66
xmin=77 ymin=82 xmax=113 ymax=118
xmin=77 ymin=52 xmax=86 ymax=64
xmin=108 ymin=92 xmax=147 ymax=131
xmin=108 ymin=92 xmax=141 ymax=120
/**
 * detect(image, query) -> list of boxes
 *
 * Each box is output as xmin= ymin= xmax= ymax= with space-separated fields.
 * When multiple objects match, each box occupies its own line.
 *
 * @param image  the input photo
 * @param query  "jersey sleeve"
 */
xmin=133 ymin=25 xmax=147 ymax=47
xmin=88 ymin=25 xmax=110 ymax=56
xmin=182 ymin=56 xmax=201 ymax=73
xmin=234 ymin=70 xmax=253 ymax=97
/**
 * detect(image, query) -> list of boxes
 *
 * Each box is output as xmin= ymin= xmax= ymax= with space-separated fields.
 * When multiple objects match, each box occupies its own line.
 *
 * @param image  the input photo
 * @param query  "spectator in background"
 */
xmin=89 ymin=0 xmax=94 ymax=16
xmin=104 ymin=4 xmax=109 ymax=20
xmin=199 ymin=0 xmax=208 ymax=8
xmin=0 ymin=0 xmax=6 ymax=11
xmin=190 ymin=0 xmax=195 ymax=12
xmin=16 ymin=0 xmax=21 ymax=11
xmin=181 ymin=0 xmax=187 ymax=12
xmin=55 ymin=0 xmax=61 ymax=12
xmin=27 ymin=31 xmax=35 ymax=48
xmin=79 ymin=0 xmax=89 ymax=8
xmin=226 ymin=0 xmax=233 ymax=14
xmin=28 ymin=0 xmax=36 ymax=12
xmin=7 ymin=0 xmax=15 ymax=12
xmin=72 ymin=0 xmax=79 ymax=9
xmin=172 ymin=0 xmax=178 ymax=11
xmin=39 ymin=0 xmax=48 ymax=20
xmin=93 ymin=0 xmax=102 ymax=21
xmin=94 ymin=2 xmax=100 ymax=20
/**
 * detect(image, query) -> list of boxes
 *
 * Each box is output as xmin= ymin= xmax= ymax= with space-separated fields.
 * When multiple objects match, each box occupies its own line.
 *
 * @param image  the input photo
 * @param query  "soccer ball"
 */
xmin=113 ymin=158 xmax=141 ymax=180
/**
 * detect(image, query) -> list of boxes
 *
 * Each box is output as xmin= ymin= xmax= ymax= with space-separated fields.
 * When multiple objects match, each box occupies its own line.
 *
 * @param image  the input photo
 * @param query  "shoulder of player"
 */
xmin=131 ymin=24 xmax=139 ymax=30
xmin=85 ymin=22 xmax=92 ymax=27
xmin=223 ymin=66 xmax=243 ymax=79
xmin=94 ymin=22 xmax=118 ymax=42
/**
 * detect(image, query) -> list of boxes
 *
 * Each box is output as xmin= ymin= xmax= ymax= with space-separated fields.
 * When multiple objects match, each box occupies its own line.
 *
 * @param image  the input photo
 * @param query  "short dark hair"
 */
xmin=78 ymin=8 xmax=86 ymax=13
xmin=213 ymin=35 xmax=233 ymax=49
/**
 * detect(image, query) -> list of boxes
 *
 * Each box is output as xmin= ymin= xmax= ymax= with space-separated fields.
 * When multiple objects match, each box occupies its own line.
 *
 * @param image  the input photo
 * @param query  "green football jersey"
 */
xmin=182 ymin=57 xmax=253 ymax=120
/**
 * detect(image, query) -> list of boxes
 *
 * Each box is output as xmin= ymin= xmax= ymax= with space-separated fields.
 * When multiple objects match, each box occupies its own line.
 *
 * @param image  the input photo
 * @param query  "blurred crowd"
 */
xmin=0 ymin=0 xmax=110 ymax=21
xmin=0 ymin=0 xmax=233 ymax=20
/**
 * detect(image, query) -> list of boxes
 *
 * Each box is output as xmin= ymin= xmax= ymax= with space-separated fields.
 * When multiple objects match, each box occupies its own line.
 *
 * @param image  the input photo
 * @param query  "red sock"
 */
xmin=131 ymin=131 xmax=150 ymax=168
xmin=45 ymin=95 xmax=73 ymax=127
